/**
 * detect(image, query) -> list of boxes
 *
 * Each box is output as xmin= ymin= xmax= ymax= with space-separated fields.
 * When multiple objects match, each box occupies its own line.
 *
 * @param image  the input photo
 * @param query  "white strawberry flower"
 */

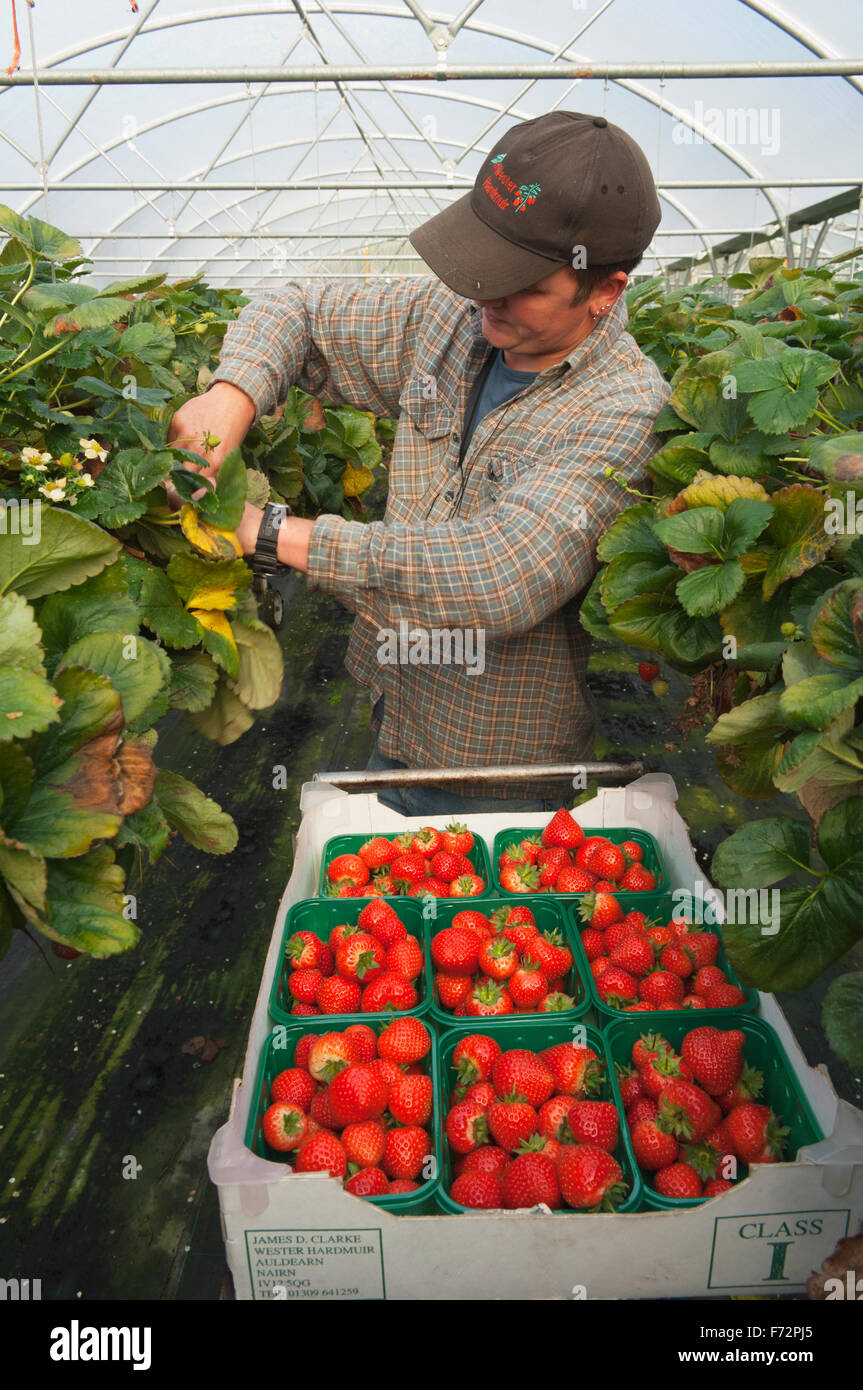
xmin=79 ymin=438 xmax=108 ymax=462
xmin=77 ymin=472 xmax=95 ymax=487
xmin=39 ymin=481 xmax=67 ymax=501
xmin=21 ymin=447 xmax=52 ymax=464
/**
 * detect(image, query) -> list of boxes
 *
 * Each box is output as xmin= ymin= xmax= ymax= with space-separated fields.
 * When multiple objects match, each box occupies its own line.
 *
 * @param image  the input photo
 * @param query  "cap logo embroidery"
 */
xmin=482 ymin=154 xmax=541 ymax=213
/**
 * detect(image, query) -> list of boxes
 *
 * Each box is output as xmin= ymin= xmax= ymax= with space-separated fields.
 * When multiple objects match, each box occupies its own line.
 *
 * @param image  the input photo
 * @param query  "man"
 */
xmin=167 ymin=111 xmax=671 ymax=816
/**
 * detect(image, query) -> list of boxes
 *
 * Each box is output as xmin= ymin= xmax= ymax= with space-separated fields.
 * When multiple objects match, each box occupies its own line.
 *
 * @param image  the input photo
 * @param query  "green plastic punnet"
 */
xmin=319 ymin=831 xmax=493 ymax=900
xmin=435 ymin=1015 xmax=643 ymax=1215
xmin=491 ymin=825 xmax=669 ymax=914
xmin=246 ymin=1016 xmax=443 ymax=1214
xmin=270 ymin=896 xmax=433 ymax=1027
xmin=602 ymin=1013 xmax=824 ymax=1210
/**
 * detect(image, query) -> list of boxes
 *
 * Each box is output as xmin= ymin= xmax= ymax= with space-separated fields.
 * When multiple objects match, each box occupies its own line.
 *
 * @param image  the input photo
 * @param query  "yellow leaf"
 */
xmin=341 ymin=462 xmax=374 ymax=497
xmin=184 ymin=580 xmax=241 ymax=613
xmin=190 ymin=609 xmax=237 ymax=655
xmin=180 ymin=504 xmax=243 ymax=559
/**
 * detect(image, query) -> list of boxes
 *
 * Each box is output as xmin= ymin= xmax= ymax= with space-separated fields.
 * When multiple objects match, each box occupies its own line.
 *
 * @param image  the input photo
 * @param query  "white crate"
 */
xmin=207 ymin=774 xmax=863 ymax=1300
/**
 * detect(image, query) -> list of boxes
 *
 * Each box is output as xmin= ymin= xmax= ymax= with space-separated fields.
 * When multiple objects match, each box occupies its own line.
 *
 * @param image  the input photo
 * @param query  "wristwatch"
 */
xmin=251 ymin=501 xmax=292 ymax=575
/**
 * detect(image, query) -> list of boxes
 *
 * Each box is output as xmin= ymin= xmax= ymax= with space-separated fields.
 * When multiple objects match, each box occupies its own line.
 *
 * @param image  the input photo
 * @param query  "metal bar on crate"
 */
xmin=313 ymin=760 xmax=644 ymax=789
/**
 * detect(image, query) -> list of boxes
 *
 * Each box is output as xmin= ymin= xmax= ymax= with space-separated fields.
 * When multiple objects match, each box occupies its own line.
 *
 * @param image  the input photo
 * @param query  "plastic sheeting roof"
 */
xmin=1 ymin=0 xmax=861 ymax=286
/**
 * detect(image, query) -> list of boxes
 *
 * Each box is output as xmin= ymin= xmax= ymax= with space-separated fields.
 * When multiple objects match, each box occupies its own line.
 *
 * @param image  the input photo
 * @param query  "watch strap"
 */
xmin=253 ymin=502 xmax=291 ymax=574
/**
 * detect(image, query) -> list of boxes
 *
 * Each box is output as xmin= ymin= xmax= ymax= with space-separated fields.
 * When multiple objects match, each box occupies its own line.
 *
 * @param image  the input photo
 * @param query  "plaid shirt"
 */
xmin=212 ymin=278 xmax=670 ymax=799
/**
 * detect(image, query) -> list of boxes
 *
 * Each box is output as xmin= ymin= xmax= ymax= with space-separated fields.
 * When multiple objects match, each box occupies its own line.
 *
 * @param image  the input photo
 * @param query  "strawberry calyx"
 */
xmin=541 ymin=992 xmax=575 ymax=1011
xmin=515 ymin=1133 xmax=552 ymax=1156
xmin=582 ymin=1060 xmax=604 ymax=1098
xmin=594 ymin=1180 xmax=630 ymax=1213
xmin=681 ymin=1141 xmax=721 ymax=1181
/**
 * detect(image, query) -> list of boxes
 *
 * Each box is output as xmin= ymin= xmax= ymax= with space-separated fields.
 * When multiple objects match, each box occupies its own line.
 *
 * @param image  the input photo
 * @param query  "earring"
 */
xmin=590 ymin=302 xmax=613 ymax=320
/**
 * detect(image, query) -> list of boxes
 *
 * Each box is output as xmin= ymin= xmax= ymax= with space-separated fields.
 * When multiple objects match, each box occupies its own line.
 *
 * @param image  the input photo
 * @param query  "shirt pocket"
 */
xmin=398 ymin=372 xmax=455 ymax=440
xmin=392 ymin=373 xmax=457 ymax=503
xmin=471 ymin=447 xmax=537 ymax=512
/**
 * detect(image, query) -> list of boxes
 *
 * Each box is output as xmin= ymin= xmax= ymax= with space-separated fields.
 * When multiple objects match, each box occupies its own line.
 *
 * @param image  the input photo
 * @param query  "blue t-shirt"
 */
xmin=461 ymin=349 xmax=537 ymax=455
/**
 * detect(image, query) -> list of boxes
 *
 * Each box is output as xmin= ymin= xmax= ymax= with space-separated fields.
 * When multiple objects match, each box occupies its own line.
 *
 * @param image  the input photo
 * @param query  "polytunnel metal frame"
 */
xmin=1 ymin=0 xmax=862 ymax=286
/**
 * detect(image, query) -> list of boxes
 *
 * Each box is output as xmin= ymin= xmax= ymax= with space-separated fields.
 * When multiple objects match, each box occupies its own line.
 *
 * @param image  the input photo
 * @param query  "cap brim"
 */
xmin=409 ymin=193 xmax=568 ymax=299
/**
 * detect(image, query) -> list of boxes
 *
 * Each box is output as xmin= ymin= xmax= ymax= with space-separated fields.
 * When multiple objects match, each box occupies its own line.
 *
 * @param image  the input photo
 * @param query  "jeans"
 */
xmin=364 ymin=698 xmax=558 ymax=817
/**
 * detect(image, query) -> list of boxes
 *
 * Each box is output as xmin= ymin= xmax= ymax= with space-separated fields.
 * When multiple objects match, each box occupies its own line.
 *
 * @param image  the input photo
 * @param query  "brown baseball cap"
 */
xmin=409 ymin=110 xmax=661 ymax=299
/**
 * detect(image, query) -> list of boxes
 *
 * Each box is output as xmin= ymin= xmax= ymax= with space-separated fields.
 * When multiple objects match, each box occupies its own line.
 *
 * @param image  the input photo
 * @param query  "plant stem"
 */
xmin=0 ymin=337 xmax=67 ymax=385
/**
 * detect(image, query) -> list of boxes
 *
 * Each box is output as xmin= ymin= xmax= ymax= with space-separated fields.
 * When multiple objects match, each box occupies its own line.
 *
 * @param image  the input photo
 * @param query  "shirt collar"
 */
xmin=466 ymin=293 xmax=629 ymax=375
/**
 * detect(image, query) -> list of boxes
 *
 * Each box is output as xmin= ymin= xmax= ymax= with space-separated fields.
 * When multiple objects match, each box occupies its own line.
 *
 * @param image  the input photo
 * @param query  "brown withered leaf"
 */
xmin=301 ymin=396 xmax=326 ymax=432
xmin=181 ymin=1035 xmax=227 ymax=1062
xmin=807 ymin=1231 xmax=863 ymax=1299
xmin=115 ymin=740 xmax=156 ymax=815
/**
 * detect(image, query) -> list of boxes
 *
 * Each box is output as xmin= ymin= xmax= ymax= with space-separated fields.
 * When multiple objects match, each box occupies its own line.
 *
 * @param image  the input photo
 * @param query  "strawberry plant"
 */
xmin=583 ymin=252 xmax=863 ymax=1065
xmin=0 ymin=206 xmax=385 ymax=960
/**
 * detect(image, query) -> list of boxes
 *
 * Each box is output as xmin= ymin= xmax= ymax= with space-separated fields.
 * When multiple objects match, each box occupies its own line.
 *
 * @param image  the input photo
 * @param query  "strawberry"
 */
xmin=537 ymin=1095 xmax=577 ymax=1141
xmin=681 ymin=932 xmax=719 ymax=970
xmin=639 ymin=1049 xmax=692 ymax=1099
xmin=656 ymin=1079 xmax=721 ymax=1142
xmin=341 ymin=1121 xmax=386 ymax=1168
xmin=328 ymin=1064 xmax=388 ymax=1126
xmin=627 ymin=1097 xmax=659 ymax=1127
xmin=294 ymin=1032 xmax=318 ymax=1071
xmin=411 ymin=826 xmax=443 ymax=856
xmin=384 ymin=935 xmax=423 ymax=981
xmin=430 ymin=849 xmax=466 ymax=884
xmin=538 ymin=991 xmax=576 ymax=1011
xmin=590 ymin=843 xmax=626 ymax=881
xmin=327 ymin=854 xmax=370 ymax=890
xmin=531 ymin=930 xmax=572 ymax=979
xmin=574 ymin=836 xmax=606 ymax=870
xmin=605 ymin=919 xmax=646 ymax=951
xmin=717 ymin=1064 xmax=764 ymax=1114
xmin=370 ymin=1057 xmax=402 ymax=1092
xmin=492 ymin=1050 xmax=555 ymax=1108
xmin=378 ymin=1016 xmax=431 ymax=1065
xmin=285 ymin=930 xmax=322 ymax=970
xmin=363 ymin=912 xmax=407 ymax=950
xmin=408 ymin=878 xmax=449 ymax=899
xmin=620 ymin=840 xmax=644 ymax=862
xmin=329 ymin=921 xmax=360 ymax=953
xmin=692 ymin=965 xmax=727 ymax=998
xmin=381 ymin=1126 xmax=431 ymax=1181
xmin=295 ymin=1131 xmax=348 ymax=1177
xmin=632 ymin=1032 xmax=670 ymax=1069
xmin=307 ymin=1032 xmax=357 ymax=1082
xmin=680 ymin=1026 xmax=745 ymax=1096
xmin=580 ymin=927 xmax=606 ymax=962
xmin=336 ymin=931 xmax=385 ymax=983
xmin=478 ymin=936 xmax=518 ymax=980
xmin=344 ymin=1166 xmax=389 ymax=1197
xmin=619 ymin=863 xmax=657 ymax=892
xmin=646 ymin=925 xmax=674 ymax=950
xmin=703 ymin=1178 xmax=734 ymax=1197
xmin=555 ymin=865 xmax=597 ymax=893
xmin=452 ymin=1033 xmax=501 ymax=1088
xmin=615 ymin=1065 xmax=645 ymax=1110
xmin=541 ymin=808 xmax=584 ymax=850
xmin=500 ymin=1152 xmax=562 ymax=1209
xmin=638 ymin=662 xmax=660 ymax=682
xmin=464 ymin=977 xmax=513 ymax=1016
xmin=389 ymin=852 xmax=428 ymax=891
xmin=536 ymin=847 xmax=570 ymax=889
xmin=262 ymin=1101 xmax=308 ymax=1152
xmin=288 ymin=968 xmax=324 ymax=1004
xmin=590 ymin=959 xmax=610 ymax=981
xmin=610 ymin=935 xmax=654 ymax=976
xmin=387 ymin=1179 xmax=420 ymax=1194
xmin=388 ymin=1073 xmax=433 ymax=1127
xmin=681 ymin=995 xmax=707 ymax=1010
xmin=316 ymin=975 xmax=362 ymax=1014
xmin=358 ymin=836 xmax=398 ymax=870
xmin=557 ymin=1145 xmax=627 ymax=1210
xmin=271 ymin=1068 xmax=318 ymax=1111
xmin=460 ymin=1081 xmax=496 ymax=1110
xmin=567 ymin=1101 xmax=619 ymax=1152
xmin=653 ymin=1162 xmax=703 ymax=1199
xmin=435 ymin=972 xmax=473 ymax=1011
xmin=317 ymin=943 xmax=335 ymax=975
xmin=431 ymin=927 xmax=480 ymax=976
xmin=446 ymin=1099 xmax=490 ymax=1154
xmin=487 ymin=1095 xmax=538 ymax=1153
xmin=453 ymin=1145 xmax=510 ymax=1177
xmin=491 ymin=904 xmax=536 ymax=931
xmin=442 ymin=820 xmax=474 ymax=855
xmin=703 ymin=983 xmax=746 ymax=1008
xmin=578 ymin=891 xmax=624 ymax=930
xmin=659 ymin=943 xmax=695 ymax=978
xmin=291 ymin=1002 xmax=321 ymax=1018
xmin=501 ymin=921 xmax=538 ymax=953
xmin=638 ymin=970 xmax=685 ymax=1008
xmin=508 ymin=958 xmax=547 ymax=1010
xmin=630 ymin=1119 xmax=678 ymax=1171
xmin=450 ymin=1172 xmax=503 ymax=1208
xmin=499 ymin=862 xmax=541 ymax=893
xmin=452 ymin=909 xmax=494 ymax=939
xmin=329 ymin=883 xmax=366 ymax=899
xmin=499 ymin=841 xmax=530 ymax=870
xmin=342 ymin=1023 xmax=377 ymax=1063
xmin=540 ymin=1042 xmax=603 ymax=1097
xmin=361 ymin=972 xmax=417 ymax=1013
xmin=595 ymin=965 xmax=639 ymax=1006
xmin=724 ymin=1104 xmax=788 ymax=1163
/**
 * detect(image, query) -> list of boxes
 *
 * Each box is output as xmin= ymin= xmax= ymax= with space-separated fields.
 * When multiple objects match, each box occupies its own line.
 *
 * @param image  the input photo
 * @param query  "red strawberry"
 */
xmin=555 ymin=865 xmax=597 ymax=893
xmin=446 ymin=1100 xmax=490 ymax=1154
xmin=491 ymin=904 xmax=536 ymax=931
xmin=487 ymin=1096 xmax=538 ymax=1153
xmin=500 ymin=1152 xmax=562 ymax=1210
xmin=460 ymin=1081 xmax=496 ymax=1110
xmin=508 ymin=958 xmax=547 ymax=1010
xmin=307 ymin=1032 xmax=357 ymax=1082
xmin=430 ymin=849 xmax=466 ymax=884
xmin=653 ymin=1162 xmax=703 ymax=1199
xmin=557 ymin=1145 xmax=627 ymax=1210
xmin=538 ymin=991 xmax=575 ymax=1011
xmin=271 ymin=1068 xmax=318 ymax=1111
xmin=328 ymin=1064 xmax=388 ymax=1126
xmin=638 ymin=662 xmax=660 ymax=682
xmin=574 ymin=836 xmax=606 ymax=871
xmin=357 ymin=836 xmax=398 ymax=870
xmin=605 ymin=919 xmax=646 ymax=951
xmin=344 ymin=1166 xmax=389 ymax=1197
xmin=536 ymin=847 xmax=570 ymax=888
xmin=578 ymin=891 xmax=624 ymax=930
xmin=360 ymin=972 xmax=417 ymax=1013
xmin=580 ymin=929 xmax=606 ymax=963
xmin=681 ymin=995 xmax=707 ymax=1010
xmin=627 ymin=1097 xmax=659 ymax=1127
xmin=500 ymin=921 xmax=538 ymax=953
xmin=431 ymin=926 xmax=480 ymax=977
xmin=693 ymin=965 xmax=727 ymax=998
xmin=388 ymin=1073 xmax=433 ymax=1127
xmin=450 ymin=1172 xmax=503 ymax=1208
xmin=646 ymin=925 xmax=674 ymax=950
xmin=342 ymin=1022 xmax=377 ymax=1062
xmin=378 ymin=1016 xmax=431 ymax=1065
xmin=385 ymin=935 xmax=423 ymax=981
xmin=537 ymin=1095 xmax=577 ymax=1141
xmin=435 ymin=972 xmax=473 ymax=1011
xmin=590 ymin=957 xmax=611 ymax=979
xmin=381 ymin=1126 xmax=431 ymax=1181
xmin=632 ymin=1032 xmax=670 ymax=1069
xmin=621 ymin=840 xmax=644 ymax=862
xmin=442 ymin=820 xmax=473 ymax=855
xmin=656 ymin=1079 xmax=721 ymax=1142
xmin=499 ymin=862 xmax=541 ymax=893
xmin=453 ymin=1145 xmax=510 ymax=1178
xmin=316 ymin=975 xmax=362 ymax=1014
xmin=335 ymin=931 xmax=385 ymax=982
xmin=616 ymin=1065 xmax=646 ymax=1110
xmin=567 ymin=1101 xmax=619 ymax=1153
xmin=262 ymin=1101 xmax=308 ymax=1152
xmin=499 ymin=840 xmax=530 ymax=870
xmin=452 ymin=1033 xmax=501 ymax=1090
xmin=724 ymin=1104 xmax=788 ymax=1163
xmin=389 ymin=852 xmax=427 ymax=891
xmin=341 ymin=1120 xmax=386 ymax=1168
xmin=680 ymin=1026 xmax=745 ymax=1096
xmin=327 ymin=853 xmax=370 ymax=890
xmin=541 ymin=808 xmax=585 ymax=850
xmin=659 ymin=943 xmax=695 ymax=978
xmin=619 ymin=863 xmax=656 ymax=892
xmin=478 ymin=936 xmax=518 ymax=980
xmin=681 ymin=932 xmax=719 ymax=969
xmin=540 ymin=1042 xmax=603 ymax=1097
xmin=363 ymin=912 xmax=407 ymax=950
xmin=295 ymin=1131 xmax=347 ymax=1177
xmin=288 ymin=968 xmax=324 ymax=1004
xmin=531 ymin=930 xmax=572 ymax=979
xmin=703 ymin=983 xmax=746 ymax=1009
xmin=610 ymin=935 xmax=654 ymax=976
xmin=639 ymin=1049 xmax=693 ymax=1099
xmin=638 ymin=970 xmax=685 ymax=1008
xmin=285 ymin=930 xmax=322 ymax=970
xmin=291 ymin=1003 xmax=322 ymax=1017
xmin=492 ymin=1050 xmax=555 ymax=1108
xmin=590 ymin=843 xmax=626 ymax=881
xmin=451 ymin=909 xmax=493 ymax=939
xmin=464 ymin=977 xmax=514 ymax=1016
xmin=294 ymin=1032 xmax=318 ymax=1071
xmin=717 ymin=1063 xmax=764 ymax=1114
xmin=387 ymin=1179 xmax=420 ymax=1193
xmin=595 ymin=965 xmax=639 ymax=1006
xmin=703 ymin=1178 xmax=734 ymax=1197
xmin=411 ymin=826 xmax=443 ymax=857
xmin=630 ymin=1119 xmax=678 ymax=1171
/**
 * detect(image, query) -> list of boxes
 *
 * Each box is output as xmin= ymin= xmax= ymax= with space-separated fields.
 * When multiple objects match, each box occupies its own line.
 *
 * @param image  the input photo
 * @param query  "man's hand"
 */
xmin=165 ymin=381 xmax=257 ymax=505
